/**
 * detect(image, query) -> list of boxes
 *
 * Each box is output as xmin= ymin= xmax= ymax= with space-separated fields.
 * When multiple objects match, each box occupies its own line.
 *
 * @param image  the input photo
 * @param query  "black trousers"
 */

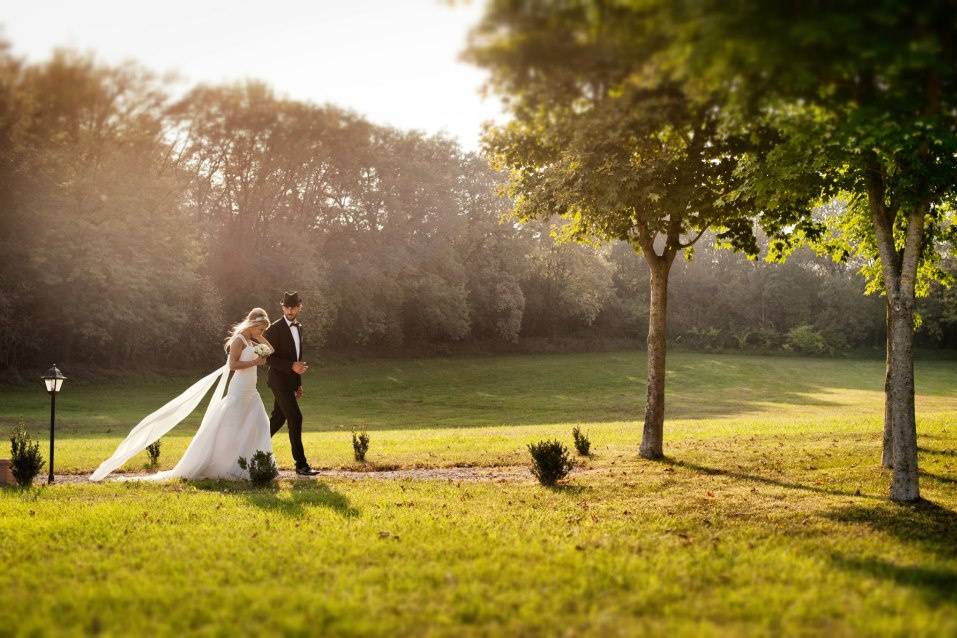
xmin=269 ymin=389 xmax=308 ymax=467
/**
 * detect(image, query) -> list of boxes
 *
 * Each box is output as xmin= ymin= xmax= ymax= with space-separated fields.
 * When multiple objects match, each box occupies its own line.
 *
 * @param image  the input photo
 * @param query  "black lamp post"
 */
xmin=41 ymin=364 xmax=66 ymax=484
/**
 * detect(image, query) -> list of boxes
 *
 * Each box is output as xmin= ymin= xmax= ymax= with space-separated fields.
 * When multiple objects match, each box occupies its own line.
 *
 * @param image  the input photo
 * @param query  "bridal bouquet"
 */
xmin=252 ymin=343 xmax=273 ymax=358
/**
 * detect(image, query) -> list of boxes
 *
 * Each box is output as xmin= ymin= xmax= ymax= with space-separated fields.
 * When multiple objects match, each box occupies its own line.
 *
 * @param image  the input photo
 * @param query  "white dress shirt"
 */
xmin=284 ymin=316 xmax=301 ymax=360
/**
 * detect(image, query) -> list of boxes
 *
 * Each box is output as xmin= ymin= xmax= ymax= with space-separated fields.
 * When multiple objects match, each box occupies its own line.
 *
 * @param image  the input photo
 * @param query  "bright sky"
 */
xmin=0 ymin=0 xmax=501 ymax=150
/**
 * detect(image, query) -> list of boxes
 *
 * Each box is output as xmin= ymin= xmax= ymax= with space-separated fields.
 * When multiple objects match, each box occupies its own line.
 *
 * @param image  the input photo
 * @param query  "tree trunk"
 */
xmin=640 ymin=259 xmax=671 ymax=459
xmin=866 ymin=162 xmax=922 ymax=502
xmin=885 ymin=204 xmax=926 ymax=503
xmin=881 ymin=300 xmax=894 ymax=469
xmin=888 ymin=290 xmax=919 ymax=501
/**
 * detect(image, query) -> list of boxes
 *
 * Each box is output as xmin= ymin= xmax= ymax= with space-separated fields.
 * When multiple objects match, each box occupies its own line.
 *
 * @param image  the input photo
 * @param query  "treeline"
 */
xmin=0 ymin=47 xmax=953 ymax=373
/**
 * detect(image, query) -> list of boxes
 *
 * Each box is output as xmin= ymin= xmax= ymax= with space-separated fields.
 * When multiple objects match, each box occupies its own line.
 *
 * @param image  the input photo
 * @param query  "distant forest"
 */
xmin=1 ymin=47 xmax=955 ymax=373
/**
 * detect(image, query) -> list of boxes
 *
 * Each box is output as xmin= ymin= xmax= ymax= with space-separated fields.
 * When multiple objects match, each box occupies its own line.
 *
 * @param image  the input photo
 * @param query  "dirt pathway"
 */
xmin=49 ymin=464 xmax=539 ymax=484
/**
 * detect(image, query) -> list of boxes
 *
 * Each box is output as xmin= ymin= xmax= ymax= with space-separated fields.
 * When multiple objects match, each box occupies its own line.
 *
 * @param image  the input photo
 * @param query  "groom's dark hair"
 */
xmin=281 ymin=291 xmax=302 ymax=307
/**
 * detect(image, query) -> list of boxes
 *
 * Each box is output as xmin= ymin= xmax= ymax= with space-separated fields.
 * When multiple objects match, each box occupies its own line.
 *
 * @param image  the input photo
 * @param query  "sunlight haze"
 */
xmin=1 ymin=0 xmax=499 ymax=150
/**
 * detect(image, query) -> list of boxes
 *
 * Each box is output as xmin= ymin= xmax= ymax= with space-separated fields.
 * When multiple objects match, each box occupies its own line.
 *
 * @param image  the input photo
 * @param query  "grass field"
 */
xmin=2 ymin=351 xmax=956 ymax=636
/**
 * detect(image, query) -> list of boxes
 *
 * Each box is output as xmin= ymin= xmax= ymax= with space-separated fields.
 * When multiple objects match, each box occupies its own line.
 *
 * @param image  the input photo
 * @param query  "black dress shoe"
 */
xmin=295 ymin=465 xmax=319 ymax=476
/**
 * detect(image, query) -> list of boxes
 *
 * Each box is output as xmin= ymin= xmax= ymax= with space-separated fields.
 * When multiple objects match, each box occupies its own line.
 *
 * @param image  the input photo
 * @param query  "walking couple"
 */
xmin=91 ymin=291 xmax=319 ymax=481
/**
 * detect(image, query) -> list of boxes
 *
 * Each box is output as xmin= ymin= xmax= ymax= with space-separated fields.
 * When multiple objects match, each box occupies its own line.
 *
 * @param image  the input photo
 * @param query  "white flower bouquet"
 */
xmin=252 ymin=343 xmax=273 ymax=358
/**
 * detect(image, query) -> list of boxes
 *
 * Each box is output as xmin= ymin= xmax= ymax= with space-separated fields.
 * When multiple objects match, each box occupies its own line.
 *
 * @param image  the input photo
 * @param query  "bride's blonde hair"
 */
xmin=224 ymin=307 xmax=270 ymax=352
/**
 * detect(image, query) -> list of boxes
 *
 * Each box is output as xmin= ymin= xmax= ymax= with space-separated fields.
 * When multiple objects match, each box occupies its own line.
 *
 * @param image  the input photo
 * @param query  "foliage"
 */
xmin=465 ymin=0 xmax=769 ymax=457
xmin=0 ymin=42 xmax=952 ymax=373
xmin=571 ymin=426 xmax=590 ymax=456
xmin=528 ymin=440 xmax=574 ymax=486
xmin=465 ymin=0 xmax=758 ymax=259
xmin=9 ymin=422 xmax=44 ymax=487
xmin=237 ymin=451 xmax=279 ymax=487
xmin=352 ymin=431 xmax=370 ymax=462
xmin=0 ymin=50 xmax=223 ymax=370
xmin=673 ymin=0 xmax=957 ymax=499
xmin=919 ymin=256 xmax=957 ymax=343
xmin=786 ymin=325 xmax=827 ymax=356
xmin=673 ymin=3 xmax=957 ymax=285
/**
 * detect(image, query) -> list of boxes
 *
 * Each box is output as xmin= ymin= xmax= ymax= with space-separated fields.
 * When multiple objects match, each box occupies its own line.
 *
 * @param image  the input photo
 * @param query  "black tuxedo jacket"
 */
xmin=265 ymin=318 xmax=303 ymax=392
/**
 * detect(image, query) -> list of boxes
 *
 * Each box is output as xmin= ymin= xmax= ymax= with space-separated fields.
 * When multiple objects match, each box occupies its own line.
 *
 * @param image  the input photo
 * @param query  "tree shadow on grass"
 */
xmin=917 ymin=444 xmax=957 ymax=456
xmin=921 ymin=471 xmax=957 ymax=485
xmin=918 ymin=434 xmax=952 ymax=441
xmin=918 ymin=446 xmax=957 ymax=458
xmin=654 ymin=457 xmax=884 ymax=501
xmin=828 ymin=555 xmax=957 ymax=604
xmin=193 ymin=479 xmax=359 ymax=519
xmin=825 ymin=500 xmax=957 ymax=559
xmin=824 ymin=500 xmax=957 ymax=602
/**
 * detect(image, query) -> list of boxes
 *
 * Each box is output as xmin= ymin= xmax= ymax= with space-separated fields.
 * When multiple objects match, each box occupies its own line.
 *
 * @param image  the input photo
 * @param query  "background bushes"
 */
xmin=1 ymin=48 xmax=953 ymax=376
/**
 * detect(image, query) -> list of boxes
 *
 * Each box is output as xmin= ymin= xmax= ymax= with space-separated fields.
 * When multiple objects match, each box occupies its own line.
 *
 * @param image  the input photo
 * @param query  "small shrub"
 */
xmin=572 ymin=426 xmax=591 ymax=456
xmin=238 ymin=450 xmax=279 ymax=487
xmin=679 ymin=326 xmax=726 ymax=351
xmin=749 ymin=326 xmax=783 ymax=350
xmin=10 ymin=422 xmax=44 ymax=487
xmin=352 ymin=431 xmax=370 ymax=462
xmin=528 ymin=440 xmax=574 ymax=486
xmin=787 ymin=324 xmax=827 ymax=354
xmin=819 ymin=325 xmax=851 ymax=354
xmin=146 ymin=440 xmax=161 ymax=468
xmin=733 ymin=329 xmax=751 ymax=350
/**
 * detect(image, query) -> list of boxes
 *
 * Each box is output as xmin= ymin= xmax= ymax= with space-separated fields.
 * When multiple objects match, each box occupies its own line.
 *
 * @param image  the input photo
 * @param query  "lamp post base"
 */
xmin=48 ymin=392 xmax=55 ymax=484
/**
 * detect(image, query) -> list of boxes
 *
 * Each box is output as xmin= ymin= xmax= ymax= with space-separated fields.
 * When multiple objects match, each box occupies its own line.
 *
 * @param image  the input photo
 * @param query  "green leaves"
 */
xmin=466 ymin=0 xmax=757 ymax=261
xmin=679 ymin=1 xmax=957 ymax=294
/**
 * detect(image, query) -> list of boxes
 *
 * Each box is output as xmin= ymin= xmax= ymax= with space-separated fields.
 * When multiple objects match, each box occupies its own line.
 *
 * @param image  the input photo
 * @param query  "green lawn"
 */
xmin=3 ymin=351 xmax=955 ymax=474
xmin=2 ymin=351 xmax=956 ymax=636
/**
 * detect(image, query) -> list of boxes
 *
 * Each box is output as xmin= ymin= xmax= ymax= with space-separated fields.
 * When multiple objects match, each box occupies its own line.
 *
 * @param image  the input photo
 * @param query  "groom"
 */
xmin=265 ymin=291 xmax=318 ymax=475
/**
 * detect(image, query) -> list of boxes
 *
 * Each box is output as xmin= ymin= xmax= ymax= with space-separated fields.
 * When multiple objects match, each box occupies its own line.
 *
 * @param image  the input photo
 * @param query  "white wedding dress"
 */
xmin=91 ymin=335 xmax=272 ymax=482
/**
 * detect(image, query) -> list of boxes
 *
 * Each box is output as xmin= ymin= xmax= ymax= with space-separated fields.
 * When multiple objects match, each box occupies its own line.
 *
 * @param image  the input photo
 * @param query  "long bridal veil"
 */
xmin=90 ymin=365 xmax=230 ymax=481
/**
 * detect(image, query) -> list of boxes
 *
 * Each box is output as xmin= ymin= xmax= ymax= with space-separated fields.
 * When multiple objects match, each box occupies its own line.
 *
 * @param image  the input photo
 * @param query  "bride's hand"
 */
xmin=255 ymin=356 xmax=268 ymax=366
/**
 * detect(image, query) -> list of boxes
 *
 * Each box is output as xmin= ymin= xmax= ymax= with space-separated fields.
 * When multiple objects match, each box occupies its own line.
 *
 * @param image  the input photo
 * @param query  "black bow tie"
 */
xmin=289 ymin=321 xmax=301 ymax=328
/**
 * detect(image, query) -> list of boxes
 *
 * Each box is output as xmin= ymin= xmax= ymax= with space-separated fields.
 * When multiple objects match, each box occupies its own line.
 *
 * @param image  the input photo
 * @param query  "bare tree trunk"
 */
xmin=640 ymin=259 xmax=671 ymax=459
xmin=882 ymin=300 xmax=894 ymax=468
xmin=888 ymin=289 xmax=919 ymax=501
xmin=886 ymin=205 xmax=925 ymax=502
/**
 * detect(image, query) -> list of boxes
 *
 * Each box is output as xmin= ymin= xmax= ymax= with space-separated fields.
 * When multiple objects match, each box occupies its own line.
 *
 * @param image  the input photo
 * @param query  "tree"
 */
xmin=0 ymin=50 xmax=221 ymax=368
xmin=169 ymin=82 xmax=336 ymax=334
xmin=520 ymin=225 xmax=615 ymax=336
xmin=465 ymin=0 xmax=756 ymax=457
xmin=460 ymin=156 xmax=528 ymax=343
xmin=677 ymin=0 xmax=957 ymax=501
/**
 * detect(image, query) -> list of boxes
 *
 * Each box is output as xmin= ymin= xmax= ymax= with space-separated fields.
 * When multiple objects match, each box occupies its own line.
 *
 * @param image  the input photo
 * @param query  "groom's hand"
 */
xmin=295 ymin=387 xmax=303 ymax=399
xmin=292 ymin=361 xmax=306 ymax=374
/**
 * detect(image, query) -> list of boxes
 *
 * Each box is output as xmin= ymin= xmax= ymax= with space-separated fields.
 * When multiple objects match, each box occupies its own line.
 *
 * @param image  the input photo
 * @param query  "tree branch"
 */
xmin=678 ymin=224 xmax=711 ymax=248
xmin=865 ymin=152 xmax=902 ymax=295
xmin=664 ymin=212 xmax=682 ymax=261
xmin=899 ymin=202 xmax=927 ymax=300
xmin=630 ymin=219 xmax=658 ymax=260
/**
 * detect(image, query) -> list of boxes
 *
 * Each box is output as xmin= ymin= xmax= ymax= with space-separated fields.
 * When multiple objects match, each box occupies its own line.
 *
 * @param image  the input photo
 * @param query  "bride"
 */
xmin=91 ymin=308 xmax=275 ymax=482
